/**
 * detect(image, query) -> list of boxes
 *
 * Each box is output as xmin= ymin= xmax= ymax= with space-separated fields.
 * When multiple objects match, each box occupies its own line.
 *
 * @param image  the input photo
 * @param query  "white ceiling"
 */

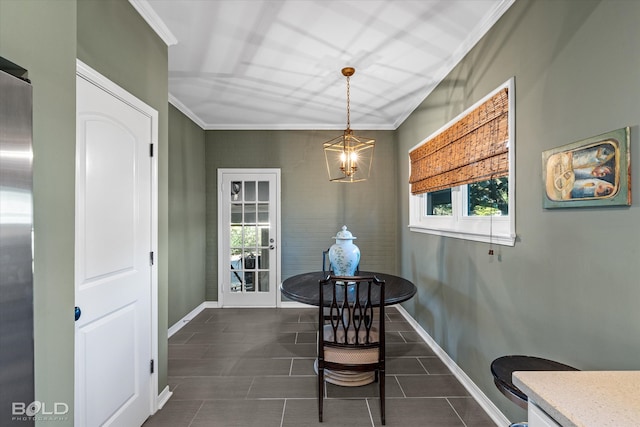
xmin=131 ymin=0 xmax=514 ymax=130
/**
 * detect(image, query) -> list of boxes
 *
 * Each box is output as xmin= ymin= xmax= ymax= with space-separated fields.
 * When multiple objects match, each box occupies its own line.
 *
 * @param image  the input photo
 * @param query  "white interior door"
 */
xmin=218 ymin=169 xmax=280 ymax=307
xmin=75 ymin=62 xmax=157 ymax=427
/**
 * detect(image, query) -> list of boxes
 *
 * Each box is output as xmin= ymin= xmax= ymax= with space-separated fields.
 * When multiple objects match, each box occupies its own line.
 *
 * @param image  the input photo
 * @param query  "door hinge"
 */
xmin=149 ymin=143 xmax=154 ymax=157
xmin=150 ymin=359 xmax=154 ymax=374
xmin=150 ymin=251 xmax=154 ymax=266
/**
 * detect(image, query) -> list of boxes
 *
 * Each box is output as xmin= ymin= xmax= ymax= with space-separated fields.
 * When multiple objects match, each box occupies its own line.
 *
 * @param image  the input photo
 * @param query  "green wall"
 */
xmin=205 ymin=130 xmax=398 ymax=300
xmin=0 ymin=1 xmax=77 ymax=424
xmin=168 ymin=105 xmax=206 ymax=325
xmin=397 ymin=0 xmax=640 ymax=422
xmin=77 ymin=0 xmax=170 ymax=401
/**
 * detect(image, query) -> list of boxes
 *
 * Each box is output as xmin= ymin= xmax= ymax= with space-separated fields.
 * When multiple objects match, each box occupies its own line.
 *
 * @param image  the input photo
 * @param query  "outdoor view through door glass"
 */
xmin=230 ymin=180 xmax=271 ymax=293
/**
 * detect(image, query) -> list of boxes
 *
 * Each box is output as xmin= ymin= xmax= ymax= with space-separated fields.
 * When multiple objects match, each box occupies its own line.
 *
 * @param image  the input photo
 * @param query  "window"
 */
xmin=409 ymin=79 xmax=515 ymax=246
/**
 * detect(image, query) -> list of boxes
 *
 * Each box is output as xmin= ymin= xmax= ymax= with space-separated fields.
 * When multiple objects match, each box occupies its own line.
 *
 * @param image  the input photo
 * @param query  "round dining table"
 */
xmin=281 ymin=270 xmax=417 ymax=386
xmin=280 ymin=270 xmax=417 ymax=307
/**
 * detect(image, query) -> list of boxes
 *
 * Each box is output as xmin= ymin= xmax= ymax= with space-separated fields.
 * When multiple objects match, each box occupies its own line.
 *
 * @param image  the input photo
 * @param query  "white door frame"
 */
xmin=217 ymin=168 xmax=282 ymax=307
xmin=75 ymin=59 xmax=159 ymax=416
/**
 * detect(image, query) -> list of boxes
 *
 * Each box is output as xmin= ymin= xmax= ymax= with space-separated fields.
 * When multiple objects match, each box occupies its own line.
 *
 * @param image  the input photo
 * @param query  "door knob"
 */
xmin=75 ymin=306 xmax=81 ymax=321
xmin=269 ymin=245 xmax=275 ymax=250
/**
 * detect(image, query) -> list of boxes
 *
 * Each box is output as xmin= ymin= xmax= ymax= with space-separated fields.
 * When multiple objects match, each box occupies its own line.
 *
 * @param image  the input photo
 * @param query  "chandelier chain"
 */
xmin=346 ymin=75 xmax=351 ymax=130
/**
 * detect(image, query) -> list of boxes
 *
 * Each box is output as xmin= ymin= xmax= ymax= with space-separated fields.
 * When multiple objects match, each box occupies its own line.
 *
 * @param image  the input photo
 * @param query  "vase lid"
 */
xmin=332 ymin=225 xmax=357 ymax=240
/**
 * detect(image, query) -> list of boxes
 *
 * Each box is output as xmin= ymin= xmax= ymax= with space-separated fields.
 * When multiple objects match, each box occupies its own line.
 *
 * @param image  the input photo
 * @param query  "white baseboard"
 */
xmin=156 ymin=385 xmax=172 ymax=411
xmin=394 ymin=305 xmax=509 ymax=426
xmin=168 ymin=301 xmax=219 ymax=338
xmin=280 ymin=301 xmax=314 ymax=308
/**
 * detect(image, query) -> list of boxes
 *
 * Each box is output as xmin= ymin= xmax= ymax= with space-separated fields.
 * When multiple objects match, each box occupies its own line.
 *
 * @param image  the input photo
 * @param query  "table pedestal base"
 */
xmin=314 ymin=359 xmax=375 ymax=386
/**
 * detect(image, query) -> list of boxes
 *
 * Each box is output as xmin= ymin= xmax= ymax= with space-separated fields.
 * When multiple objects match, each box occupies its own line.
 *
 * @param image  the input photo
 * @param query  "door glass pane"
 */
xmin=258 ymin=271 xmax=269 ymax=292
xmin=230 ymin=269 xmax=242 ymax=292
xmin=244 ymin=204 xmax=256 ymax=224
xmin=231 ymin=181 xmax=242 ymax=201
xmin=259 ymin=247 xmax=270 ymax=269
xmin=245 ymin=272 xmax=255 ymax=292
xmin=245 ymin=181 xmax=256 ymax=201
xmin=258 ymin=181 xmax=269 ymax=201
xmin=243 ymin=226 xmax=257 ymax=248
xmin=230 ymin=246 xmax=242 ymax=258
xmin=231 ymin=204 xmax=242 ymax=223
xmin=243 ymin=250 xmax=256 ymax=269
xmin=230 ymin=226 xmax=243 ymax=249
xmin=257 ymin=226 xmax=269 ymax=246
xmin=230 ymin=240 xmax=242 ymax=292
xmin=257 ymin=204 xmax=269 ymax=223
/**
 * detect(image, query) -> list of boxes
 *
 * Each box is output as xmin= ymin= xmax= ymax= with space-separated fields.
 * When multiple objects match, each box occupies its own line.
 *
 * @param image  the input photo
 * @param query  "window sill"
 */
xmin=409 ymin=224 xmax=516 ymax=246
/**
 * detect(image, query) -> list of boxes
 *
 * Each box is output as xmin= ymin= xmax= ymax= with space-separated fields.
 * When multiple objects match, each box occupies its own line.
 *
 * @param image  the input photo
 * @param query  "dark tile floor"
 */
xmin=144 ymin=307 xmax=497 ymax=427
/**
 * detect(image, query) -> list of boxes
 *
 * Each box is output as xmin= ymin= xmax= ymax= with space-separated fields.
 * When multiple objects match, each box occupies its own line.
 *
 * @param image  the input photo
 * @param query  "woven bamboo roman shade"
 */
xmin=409 ymin=88 xmax=510 ymax=195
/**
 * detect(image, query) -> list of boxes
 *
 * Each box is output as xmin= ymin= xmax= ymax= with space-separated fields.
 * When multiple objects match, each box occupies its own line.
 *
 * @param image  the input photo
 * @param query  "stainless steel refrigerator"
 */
xmin=0 ymin=60 xmax=34 ymax=426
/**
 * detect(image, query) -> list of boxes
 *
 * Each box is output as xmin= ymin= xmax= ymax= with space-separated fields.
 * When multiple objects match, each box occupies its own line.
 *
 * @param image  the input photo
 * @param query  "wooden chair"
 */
xmin=322 ymin=249 xmax=331 ymax=274
xmin=317 ymin=275 xmax=386 ymax=425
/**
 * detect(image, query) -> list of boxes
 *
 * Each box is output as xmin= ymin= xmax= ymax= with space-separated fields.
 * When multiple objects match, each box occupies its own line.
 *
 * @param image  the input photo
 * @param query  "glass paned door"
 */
xmin=219 ymin=170 xmax=280 ymax=306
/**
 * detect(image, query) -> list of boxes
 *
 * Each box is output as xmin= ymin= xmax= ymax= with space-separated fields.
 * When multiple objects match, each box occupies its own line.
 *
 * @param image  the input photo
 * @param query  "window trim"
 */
xmin=408 ymin=78 xmax=516 ymax=247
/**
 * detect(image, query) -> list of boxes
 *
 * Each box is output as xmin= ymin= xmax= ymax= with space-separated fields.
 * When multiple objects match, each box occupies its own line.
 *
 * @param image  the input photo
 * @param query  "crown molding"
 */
xmin=169 ymin=92 xmax=395 ymax=130
xmin=128 ymin=0 xmax=178 ymax=46
xmin=200 ymin=123 xmax=395 ymax=131
xmin=168 ymin=94 xmax=207 ymax=129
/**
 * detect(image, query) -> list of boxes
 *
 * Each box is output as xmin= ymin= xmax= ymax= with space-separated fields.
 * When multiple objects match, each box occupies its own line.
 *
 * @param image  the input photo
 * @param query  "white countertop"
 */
xmin=513 ymin=371 xmax=640 ymax=427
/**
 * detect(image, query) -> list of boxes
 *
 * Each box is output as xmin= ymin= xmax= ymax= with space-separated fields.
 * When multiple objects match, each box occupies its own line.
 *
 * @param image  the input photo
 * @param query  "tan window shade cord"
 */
xmin=409 ymin=88 xmax=509 ymax=195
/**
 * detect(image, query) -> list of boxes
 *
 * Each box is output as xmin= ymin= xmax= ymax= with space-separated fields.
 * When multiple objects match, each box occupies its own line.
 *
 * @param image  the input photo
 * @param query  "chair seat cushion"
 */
xmin=323 ymin=325 xmax=379 ymax=364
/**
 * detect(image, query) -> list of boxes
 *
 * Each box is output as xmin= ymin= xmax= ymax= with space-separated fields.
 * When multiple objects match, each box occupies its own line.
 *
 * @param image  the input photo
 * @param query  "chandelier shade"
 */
xmin=323 ymin=67 xmax=375 ymax=183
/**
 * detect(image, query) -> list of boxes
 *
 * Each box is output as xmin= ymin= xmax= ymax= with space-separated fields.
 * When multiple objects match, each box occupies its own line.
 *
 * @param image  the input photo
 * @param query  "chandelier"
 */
xmin=323 ymin=67 xmax=375 ymax=183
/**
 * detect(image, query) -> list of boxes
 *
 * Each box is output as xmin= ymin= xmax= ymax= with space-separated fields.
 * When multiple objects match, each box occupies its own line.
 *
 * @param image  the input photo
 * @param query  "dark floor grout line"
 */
xmin=185 ymin=400 xmax=205 ymax=427
xmin=168 ymin=396 xmax=470 ymax=402
xmin=446 ymin=397 xmax=469 ymax=427
xmin=279 ymin=399 xmax=287 ymax=427
xmin=274 ymin=356 xmax=316 ymax=359
xmin=393 ymin=375 xmax=407 ymax=398
xmin=245 ymin=376 xmax=256 ymax=399
xmin=364 ymin=398 xmax=376 ymax=427
xmin=416 ymin=357 xmax=430 ymax=374
xmin=174 ymin=397 xmax=295 ymax=401
xmin=387 ymin=355 xmax=440 ymax=362
xmin=392 ymin=373 xmax=452 ymax=377
xmin=385 ymin=396 xmax=464 ymax=399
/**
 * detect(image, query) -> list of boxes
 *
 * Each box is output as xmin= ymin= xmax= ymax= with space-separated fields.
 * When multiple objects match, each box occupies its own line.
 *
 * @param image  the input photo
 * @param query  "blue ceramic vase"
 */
xmin=328 ymin=225 xmax=360 ymax=276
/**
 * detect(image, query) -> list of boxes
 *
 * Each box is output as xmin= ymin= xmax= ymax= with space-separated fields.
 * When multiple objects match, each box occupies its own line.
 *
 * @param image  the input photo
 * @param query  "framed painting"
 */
xmin=542 ymin=127 xmax=631 ymax=208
